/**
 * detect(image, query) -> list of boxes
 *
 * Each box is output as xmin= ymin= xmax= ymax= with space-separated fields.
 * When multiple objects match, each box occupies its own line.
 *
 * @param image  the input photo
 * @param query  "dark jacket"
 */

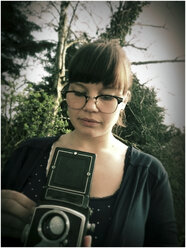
xmin=2 ymin=136 xmax=178 ymax=247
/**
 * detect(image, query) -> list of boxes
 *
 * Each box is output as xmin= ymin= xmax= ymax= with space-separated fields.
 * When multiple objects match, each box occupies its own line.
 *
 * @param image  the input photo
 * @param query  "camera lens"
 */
xmin=42 ymin=213 xmax=65 ymax=240
xmin=49 ymin=216 xmax=65 ymax=235
xmin=38 ymin=210 xmax=70 ymax=243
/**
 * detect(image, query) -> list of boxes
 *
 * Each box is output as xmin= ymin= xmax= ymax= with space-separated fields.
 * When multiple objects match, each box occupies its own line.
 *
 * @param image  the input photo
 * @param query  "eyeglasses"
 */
xmin=63 ymin=90 xmax=124 ymax=114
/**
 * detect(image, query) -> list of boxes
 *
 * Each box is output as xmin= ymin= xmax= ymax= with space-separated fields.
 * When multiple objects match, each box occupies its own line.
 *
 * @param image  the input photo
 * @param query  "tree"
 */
xmin=28 ymin=2 xmax=151 ymax=118
xmin=43 ymin=1 xmax=184 ymax=117
xmin=44 ymin=2 xmax=89 ymax=118
xmin=1 ymin=1 xmax=54 ymax=81
xmin=100 ymin=1 xmax=149 ymax=45
xmin=1 ymin=1 xmax=57 ymax=150
xmin=116 ymin=76 xmax=171 ymax=151
xmin=23 ymin=2 xmax=88 ymax=117
xmin=1 ymin=83 xmax=69 ymax=169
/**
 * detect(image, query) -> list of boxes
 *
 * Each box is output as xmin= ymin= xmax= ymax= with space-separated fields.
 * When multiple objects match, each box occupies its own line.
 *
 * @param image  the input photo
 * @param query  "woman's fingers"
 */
xmin=1 ymin=190 xmax=92 ymax=245
xmin=84 ymin=235 xmax=92 ymax=247
xmin=2 ymin=198 xmax=34 ymax=222
xmin=1 ymin=190 xmax=36 ymax=239
xmin=2 ymin=190 xmax=36 ymax=210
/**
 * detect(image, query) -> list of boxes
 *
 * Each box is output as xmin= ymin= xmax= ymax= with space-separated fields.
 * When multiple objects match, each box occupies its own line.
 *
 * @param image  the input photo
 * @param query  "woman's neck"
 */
xmin=62 ymin=130 xmax=115 ymax=154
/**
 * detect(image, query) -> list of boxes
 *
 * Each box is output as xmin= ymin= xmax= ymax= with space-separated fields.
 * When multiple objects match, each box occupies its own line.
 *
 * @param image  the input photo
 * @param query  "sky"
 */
xmin=26 ymin=1 xmax=185 ymax=130
xmin=125 ymin=1 xmax=185 ymax=130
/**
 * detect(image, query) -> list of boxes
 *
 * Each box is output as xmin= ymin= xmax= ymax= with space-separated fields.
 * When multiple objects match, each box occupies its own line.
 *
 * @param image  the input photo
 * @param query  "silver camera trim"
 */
xmin=38 ymin=209 xmax=70 ymax=244
xmin=36 ymin=205 xmax=86 ymax=246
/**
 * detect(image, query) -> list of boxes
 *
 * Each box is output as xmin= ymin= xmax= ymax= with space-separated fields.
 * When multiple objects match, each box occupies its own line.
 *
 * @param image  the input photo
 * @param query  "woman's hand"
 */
xmin=2 ymin=190 xmax=92 ymax=246
xmin=84 ymin=235 xmax=92 ymax=247
xmin=1 ymin=190 xmax=36 ymax=239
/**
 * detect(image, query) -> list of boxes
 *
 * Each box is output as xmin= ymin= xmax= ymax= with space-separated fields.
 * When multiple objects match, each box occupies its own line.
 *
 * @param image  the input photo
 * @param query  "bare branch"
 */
xmin=125 ymin=43 xmax=148 ymax=51
xmin=80 ymin=2 xmax=102 ymax=34
xmin=140 ymin=92 xmax=145 ymax=110
xmin=135 ymin=22 xmax=168 ymax=30
xmin=49 ymin=2 xmax=60 ymax=16
xmin=132 ymin=58 xmax=185 ymax=65
xmin=66 ymin=39 xmax=87 ymax=49
xmin=127 ymin=105 xmax=142 ymax=124
xmin=107 ymin=1 xmax=114 ymax=15
xmin=45 ymin=11 xmax=59 ymax=26
xmin=69 ymin=29 xmax=79 ymax=40
xmin=141 ymin=76 xmax=158 ymax=86
xmin=66 ymin=2 xmax=79 ymax=41
xmin=47 ymin=22 xmax=59 ymax=30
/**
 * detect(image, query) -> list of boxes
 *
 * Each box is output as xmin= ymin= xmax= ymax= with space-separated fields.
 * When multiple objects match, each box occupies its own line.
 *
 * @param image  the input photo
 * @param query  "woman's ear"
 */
xmin=115 ymin=91 xmax=131 ymax=128
xmin=120 ymin=91 xmax=131 ymax=110
xmin=120 ymin=101 xmax=126 ymax=110
xmin=124 ymin=90 xmax=131 ymax=104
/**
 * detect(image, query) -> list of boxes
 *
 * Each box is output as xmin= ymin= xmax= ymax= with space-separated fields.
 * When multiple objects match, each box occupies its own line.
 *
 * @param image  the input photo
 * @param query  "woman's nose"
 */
xmin=82 ymin=97 xmax=99 ymax=112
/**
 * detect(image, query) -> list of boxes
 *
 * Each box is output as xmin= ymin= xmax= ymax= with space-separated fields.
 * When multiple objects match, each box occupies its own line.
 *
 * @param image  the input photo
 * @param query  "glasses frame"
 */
xmin=63 ymin=90 xmax=124 ymax=114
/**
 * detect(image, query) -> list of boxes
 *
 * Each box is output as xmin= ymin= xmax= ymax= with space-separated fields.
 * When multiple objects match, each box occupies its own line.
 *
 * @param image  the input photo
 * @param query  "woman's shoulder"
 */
xmin=18 ymin=135 xmax=60 ymax=149
xmin=130 ymin=147 xmax=167 ymax=179
xmin=113 ymin=134 xmax=166 ymax=177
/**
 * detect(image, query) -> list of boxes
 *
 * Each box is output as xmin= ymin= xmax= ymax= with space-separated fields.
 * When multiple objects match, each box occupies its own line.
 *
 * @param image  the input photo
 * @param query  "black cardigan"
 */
xmin=2 ymin=136 xmax=178 ymax=247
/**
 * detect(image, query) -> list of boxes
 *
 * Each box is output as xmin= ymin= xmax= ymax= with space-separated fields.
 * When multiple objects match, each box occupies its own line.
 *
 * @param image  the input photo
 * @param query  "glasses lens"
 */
xmin=66 ymin=92 xmax=86 ymax=109
xmin=97 ymin=95 xmax=118 ymax=113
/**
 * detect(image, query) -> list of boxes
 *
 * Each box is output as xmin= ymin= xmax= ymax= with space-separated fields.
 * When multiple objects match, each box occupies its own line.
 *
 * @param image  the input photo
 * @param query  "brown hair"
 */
xmin=68 ymin=40 xmax=132 ymax=95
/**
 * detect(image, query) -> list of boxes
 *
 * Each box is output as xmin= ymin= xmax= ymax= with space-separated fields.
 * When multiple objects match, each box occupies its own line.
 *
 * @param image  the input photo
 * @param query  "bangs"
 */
xmin=68 ymin=42 xmax=131 ymax=92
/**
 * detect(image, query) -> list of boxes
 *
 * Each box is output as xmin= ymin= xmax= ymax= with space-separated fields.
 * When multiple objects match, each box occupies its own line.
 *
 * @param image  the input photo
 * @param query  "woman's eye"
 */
xmin=99 ymin=95 xmax=114 ymax=101
xmin=74 ymin=91 xmax=86 ymax=97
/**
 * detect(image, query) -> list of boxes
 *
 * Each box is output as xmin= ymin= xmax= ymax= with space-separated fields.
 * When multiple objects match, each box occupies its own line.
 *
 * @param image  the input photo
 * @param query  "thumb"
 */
xmin=83 ymin=235 xmax=92 ymax=247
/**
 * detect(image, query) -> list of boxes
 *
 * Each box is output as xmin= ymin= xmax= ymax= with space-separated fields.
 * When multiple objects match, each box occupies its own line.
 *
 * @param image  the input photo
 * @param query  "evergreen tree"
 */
xmin=1 ymin=1 xmax=54 ymax=81
xmin=115 ymin=76 xmax=173 ymax=154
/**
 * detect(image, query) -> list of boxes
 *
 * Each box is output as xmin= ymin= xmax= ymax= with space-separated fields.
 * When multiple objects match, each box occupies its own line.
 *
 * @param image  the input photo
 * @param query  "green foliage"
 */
xmin=100 ymin=1 xmax=149 ymax=45
xmin=29 ymin=43 xmax=57 ymax=95
xmin=36 ymin=43 xmax=79 ymax=95
xmin=1 ymin=84 xmax=69 ymax=169
xmin=114 ymin=76 xmax=171 ymax=153
xmin=1 ymin=2 xmax=54 ymax=80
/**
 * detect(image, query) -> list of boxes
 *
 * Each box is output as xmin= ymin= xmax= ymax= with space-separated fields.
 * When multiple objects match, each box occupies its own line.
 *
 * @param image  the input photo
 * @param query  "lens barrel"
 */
xmin=38 ymin=210 xmax=70 ymax=243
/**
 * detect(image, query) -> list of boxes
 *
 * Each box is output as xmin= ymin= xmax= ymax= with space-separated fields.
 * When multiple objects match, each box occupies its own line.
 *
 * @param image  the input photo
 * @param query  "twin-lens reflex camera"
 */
xmin=22 ymin=147 xmax=96 ymax=246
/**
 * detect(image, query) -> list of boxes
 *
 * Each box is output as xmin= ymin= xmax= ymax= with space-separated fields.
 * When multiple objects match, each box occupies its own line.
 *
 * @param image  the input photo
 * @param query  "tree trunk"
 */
xmin=53 ymin=2 xmax=70 ymax=118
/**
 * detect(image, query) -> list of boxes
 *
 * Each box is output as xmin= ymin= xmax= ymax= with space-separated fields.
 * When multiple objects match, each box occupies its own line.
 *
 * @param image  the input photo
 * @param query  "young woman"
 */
xmin=2 ymin=41 xmax=178 ymax=247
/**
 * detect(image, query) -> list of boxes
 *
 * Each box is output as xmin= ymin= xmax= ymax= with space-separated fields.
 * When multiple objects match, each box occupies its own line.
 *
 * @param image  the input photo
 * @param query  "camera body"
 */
xmin=23 ymin=147 xmax=96 ymax=247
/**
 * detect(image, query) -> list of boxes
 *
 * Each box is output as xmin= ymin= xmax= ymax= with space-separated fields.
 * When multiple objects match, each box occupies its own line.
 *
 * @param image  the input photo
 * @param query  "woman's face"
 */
xmin=67 ymin=82 xmax=127 ymax=138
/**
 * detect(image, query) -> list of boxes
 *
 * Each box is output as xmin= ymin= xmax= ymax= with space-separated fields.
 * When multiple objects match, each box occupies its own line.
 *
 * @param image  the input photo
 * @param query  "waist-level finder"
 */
xmin=23 ymin=147 xmax=96 ymax=247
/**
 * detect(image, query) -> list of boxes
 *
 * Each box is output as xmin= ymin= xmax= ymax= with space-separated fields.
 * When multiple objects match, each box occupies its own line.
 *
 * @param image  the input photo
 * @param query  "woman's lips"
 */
xmin=79 ymin=118 xmax=101 ymax=127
